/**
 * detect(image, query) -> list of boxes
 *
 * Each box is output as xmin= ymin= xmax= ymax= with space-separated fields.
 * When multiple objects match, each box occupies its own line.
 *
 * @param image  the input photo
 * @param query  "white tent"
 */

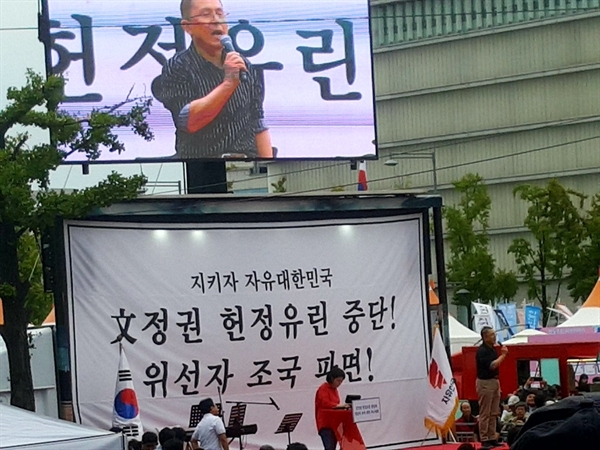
xmin=0 ymin=403 xmax=125 ymax=449
xmin=449 ymin=314 xmax=481 ymax=355
xmin=502 ymin=328 xmax=546 ymax=345
xmin=557 ymin=275 xmax=600 ymax=327
xmin=0 ymin=326 xmax=58 ymax=417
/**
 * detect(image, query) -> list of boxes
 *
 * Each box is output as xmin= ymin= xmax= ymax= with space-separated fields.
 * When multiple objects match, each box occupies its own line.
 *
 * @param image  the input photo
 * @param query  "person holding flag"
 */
xmin=424 ymin=326 xmax=459 ymax=438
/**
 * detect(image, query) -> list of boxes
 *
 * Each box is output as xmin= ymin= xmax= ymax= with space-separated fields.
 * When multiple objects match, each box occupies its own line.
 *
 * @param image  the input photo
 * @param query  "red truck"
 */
xmin=452 ymin=339 xmax=600 ymax=401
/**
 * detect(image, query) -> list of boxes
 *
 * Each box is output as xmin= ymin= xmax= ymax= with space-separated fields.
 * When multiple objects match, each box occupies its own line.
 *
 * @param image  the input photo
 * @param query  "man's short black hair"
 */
xmin=199 ymin=397 xmax=216 ymax=414
xmin=180 ymin=0 xmax=223 ymax=19
xmin=142 ymin=431 xmax=159 ymax=445
xmin=326 ymin=366 xmax=346 ymax=383
xmin=128 ymin=439 xmax=142 ymax=450
xmin=159 ymin=427 xmax=175 ymax=445
xmin=480 ymin=326 xmax=494 ymax=339
xmin=172 ymin=427 xmax=188 ymax=442
xmin=287 ymin=442 xmax=308 ymax=450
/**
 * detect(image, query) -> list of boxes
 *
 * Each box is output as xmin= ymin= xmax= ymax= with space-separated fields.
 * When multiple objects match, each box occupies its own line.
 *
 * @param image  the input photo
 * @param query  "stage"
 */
xmin=404 ymin=444 xmax=509 ymax=450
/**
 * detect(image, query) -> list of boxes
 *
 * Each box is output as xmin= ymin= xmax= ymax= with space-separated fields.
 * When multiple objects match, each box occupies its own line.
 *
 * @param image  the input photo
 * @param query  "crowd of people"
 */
xmin=115 ymin=332 xmax=598 ymax=450
xmin=125 ymin=433 xmax=306 ymax=450
xmin=465 ymin=325 xmax=600 ymax=448
xmin=122 ymin=366 xmax=361 ymax=450
xmin=125 ymin=426 xmax=193 ymax=450
xmin=454 ymin=380 xmax=560 ymax=447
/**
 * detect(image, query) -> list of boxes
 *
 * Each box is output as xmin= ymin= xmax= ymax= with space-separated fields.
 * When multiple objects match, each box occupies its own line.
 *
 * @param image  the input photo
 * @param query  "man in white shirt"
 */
xmin=191 ymin=398 xmax=230 ymax=450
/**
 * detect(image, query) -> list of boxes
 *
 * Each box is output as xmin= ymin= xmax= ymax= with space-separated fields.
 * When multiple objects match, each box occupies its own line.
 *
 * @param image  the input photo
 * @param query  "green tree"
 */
xmin=16 ymin=233 xmax=53 ymax=326
xmin=508 ymin=180 xmax=585 ymax=325
xmin=567 ymin=193 xmax=600 ymax=302
xmin=493 ymin=269 xmax=519 ymax=303
xmin=0 ymin=71 xmax=152 ymax=411
xmin=444 ymin=174 xmax=518 ymax=317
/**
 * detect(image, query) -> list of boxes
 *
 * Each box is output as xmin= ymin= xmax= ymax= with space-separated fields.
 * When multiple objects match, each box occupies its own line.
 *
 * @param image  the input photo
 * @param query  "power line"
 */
xmin=239 ymin=132 xmax=600 ymax=201
xmin=126 ymin=131 xmax=600 ymax=208
xmin=136 ymin=116 xmax=588 ymax=195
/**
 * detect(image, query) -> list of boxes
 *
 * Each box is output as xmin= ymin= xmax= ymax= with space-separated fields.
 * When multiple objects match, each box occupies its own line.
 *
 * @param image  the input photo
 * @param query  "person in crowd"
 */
xmin=533 ymin=391 xmax=546 ymax=411
xmin=454 ymin=401 xmax=479 ymax=441
xmin=152 ymin=0 xmax=273 ymax=159
xmin=525 ymin=393 xmax=537 ymax=413
xmin=259 ymin=446 xmax=275 ymax=450
xmin=287 ymin=443 xmax=308 ymax=450
xmin=315 ymin=366 xmax=350 ymax=450
xmin=546 ymin=385 xmax=558 ymax=402
xmin=577 ymin=373 xmax=590 ymax=392
xmin=505 ymin=425 xmax=522 ymax=447
xmin=129 ymin=439 xmax=142 ymax=450
xmin=475 ymin=326 xmax=508 ymax=449
xmin=191 ymin=398 xmax=229 ymax=450
xmin=501 ymin=402 xmax=529 ymax=432
xmin=163 ymin=439 xmax=185 ymax=450
xmin=501 ymin=395 xmax=520 ymax=423
xmin=142 ymin=431 xmax=159 ymax=450
xmin=457 ymin=444 xmax=476 ymax=450
xmin=172 ymin=427 xmax=192 ymax=450
xmin=524 ymin=377 xmax=547 ymax=391
xmin=159 ymin=428 xmax=176 ymax=450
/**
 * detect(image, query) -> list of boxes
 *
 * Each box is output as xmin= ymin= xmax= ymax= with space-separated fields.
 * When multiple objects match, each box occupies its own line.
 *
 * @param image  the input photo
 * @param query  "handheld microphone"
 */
xmin=220 ymin=35 xmax=247 ymax=82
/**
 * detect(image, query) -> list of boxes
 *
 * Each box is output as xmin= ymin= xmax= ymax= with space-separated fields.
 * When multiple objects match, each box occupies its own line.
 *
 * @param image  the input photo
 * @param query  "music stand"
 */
xmin=189 ymin=402 xmax=223 ymax=429
xmin=189 ymin=404 xmax=203 ymax=428
xmin=275 ymin=413 xmax=303 ymax=445
xmin=228 ymin=403 xmax=247 ymax=428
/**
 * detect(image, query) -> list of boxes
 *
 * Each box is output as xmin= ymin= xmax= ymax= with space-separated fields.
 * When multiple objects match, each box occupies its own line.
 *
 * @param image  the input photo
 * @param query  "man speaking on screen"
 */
xmin=152 ymin=0 xmax=273 ymax=159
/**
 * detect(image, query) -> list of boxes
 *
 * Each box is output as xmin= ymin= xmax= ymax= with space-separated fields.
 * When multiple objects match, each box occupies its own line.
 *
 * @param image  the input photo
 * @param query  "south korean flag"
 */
xmin=112 ymin=344 xmax=143 ymax=439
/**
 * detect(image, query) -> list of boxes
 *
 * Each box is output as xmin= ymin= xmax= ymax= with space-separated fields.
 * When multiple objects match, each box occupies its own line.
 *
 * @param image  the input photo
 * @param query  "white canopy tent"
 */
xmin=0 ymin=326 xmax=58 ymax=417
xmin=0 ymin=403 xmax=125 ymax=449
xmin=448 ymin=314 xmax=481 ymax=355
xmin=502 ymin=328 xmax=546 ymax=345
xmin=557 ymin=275 xmax=600 ymax=327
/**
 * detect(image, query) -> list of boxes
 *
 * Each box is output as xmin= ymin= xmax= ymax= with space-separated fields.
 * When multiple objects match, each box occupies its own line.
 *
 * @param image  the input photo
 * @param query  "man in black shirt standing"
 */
xmin=476 ymin=326 xmax=508 ymax=449
xmin=153 ymin=0 xmax=273 ymax=159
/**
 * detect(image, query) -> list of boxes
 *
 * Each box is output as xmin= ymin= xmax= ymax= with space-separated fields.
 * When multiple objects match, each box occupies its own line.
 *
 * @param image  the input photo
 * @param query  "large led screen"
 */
xmin=44 ymin=0 xmax=376 ymax=161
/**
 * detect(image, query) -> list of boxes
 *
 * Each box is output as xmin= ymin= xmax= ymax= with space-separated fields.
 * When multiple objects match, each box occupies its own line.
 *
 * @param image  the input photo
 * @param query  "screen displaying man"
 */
xmin=152 ymin=0 xmax=273 ymax=159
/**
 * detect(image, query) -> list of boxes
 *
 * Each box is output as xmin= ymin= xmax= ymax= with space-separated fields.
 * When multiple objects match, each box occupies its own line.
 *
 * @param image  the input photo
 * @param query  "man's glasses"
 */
xmin=187 ymin=10 xmax=230 ymax=23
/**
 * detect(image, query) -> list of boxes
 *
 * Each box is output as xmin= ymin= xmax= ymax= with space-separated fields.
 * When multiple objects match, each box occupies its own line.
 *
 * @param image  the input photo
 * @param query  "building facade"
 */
xmin=268 ymin=2 xmax=600 ymax=304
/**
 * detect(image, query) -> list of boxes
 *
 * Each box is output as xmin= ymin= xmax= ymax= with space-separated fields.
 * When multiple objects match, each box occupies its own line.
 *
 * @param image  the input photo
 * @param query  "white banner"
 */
xmin=65 ymin=215 xmax=434 ymax=449
xmin=472 ymin=302 xmax=496 ymax=334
